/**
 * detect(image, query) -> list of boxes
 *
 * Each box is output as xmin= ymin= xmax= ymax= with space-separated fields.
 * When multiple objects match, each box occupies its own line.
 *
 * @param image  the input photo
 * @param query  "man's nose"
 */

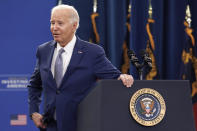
xmin=53 ymin=23 xmax=59 ymax=30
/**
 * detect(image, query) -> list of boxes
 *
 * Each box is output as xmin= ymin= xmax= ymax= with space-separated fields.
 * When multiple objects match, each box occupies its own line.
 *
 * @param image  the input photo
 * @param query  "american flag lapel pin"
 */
xmin=78 ymin=51 xmax=83 ymax=54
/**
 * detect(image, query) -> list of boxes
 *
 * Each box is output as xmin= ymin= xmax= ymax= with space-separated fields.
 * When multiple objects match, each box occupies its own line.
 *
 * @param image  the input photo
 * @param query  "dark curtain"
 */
xmin=61 ymin=0 xmax=197 ymax=129
xmin=62 ymin=0 xmax=127 ymax=68
xmin=61 ymin=0 xmax=197 ymax=80
xmin=130 ymin=0 xmax=187 ymax=79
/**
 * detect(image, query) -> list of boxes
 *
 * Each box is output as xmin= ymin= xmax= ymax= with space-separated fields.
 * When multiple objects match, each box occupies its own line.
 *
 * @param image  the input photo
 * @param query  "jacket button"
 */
xmin=56 ymin=90 xmax=60 ymax=94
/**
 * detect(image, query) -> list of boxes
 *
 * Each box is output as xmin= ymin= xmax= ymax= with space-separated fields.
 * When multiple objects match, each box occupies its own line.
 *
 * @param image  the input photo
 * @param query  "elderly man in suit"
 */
xmin=28 ymin=4 xmax=134 ymax=131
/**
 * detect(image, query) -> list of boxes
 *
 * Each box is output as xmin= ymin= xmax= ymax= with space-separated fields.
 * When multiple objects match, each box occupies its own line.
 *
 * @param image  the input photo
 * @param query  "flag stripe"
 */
xmin=10 ymin=114 xmax=27 ymax=126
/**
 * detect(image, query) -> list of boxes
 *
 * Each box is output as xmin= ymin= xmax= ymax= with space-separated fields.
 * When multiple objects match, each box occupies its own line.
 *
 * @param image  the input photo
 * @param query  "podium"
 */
xmin=77 ymin=80 xmax=196 ymax=131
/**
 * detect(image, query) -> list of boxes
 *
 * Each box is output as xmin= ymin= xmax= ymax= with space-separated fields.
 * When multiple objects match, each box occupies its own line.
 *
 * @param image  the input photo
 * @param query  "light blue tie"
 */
xmin=54 ymin=48 xmax=65 ymax=88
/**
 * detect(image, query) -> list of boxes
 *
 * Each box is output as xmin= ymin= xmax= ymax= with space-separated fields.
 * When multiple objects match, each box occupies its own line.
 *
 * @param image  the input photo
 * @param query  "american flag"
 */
xmin=10 ymin=114 xmax=27 ymax=126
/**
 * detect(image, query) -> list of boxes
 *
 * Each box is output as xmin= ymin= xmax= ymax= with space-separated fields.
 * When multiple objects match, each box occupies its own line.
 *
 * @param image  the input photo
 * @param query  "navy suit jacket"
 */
xmin=28 ymin=37 xmax=121 ymax=131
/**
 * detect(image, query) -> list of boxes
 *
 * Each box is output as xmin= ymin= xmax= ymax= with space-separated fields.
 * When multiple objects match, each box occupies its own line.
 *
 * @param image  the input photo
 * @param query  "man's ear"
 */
xmin=72 ymin=22 xmax=78 ymax=30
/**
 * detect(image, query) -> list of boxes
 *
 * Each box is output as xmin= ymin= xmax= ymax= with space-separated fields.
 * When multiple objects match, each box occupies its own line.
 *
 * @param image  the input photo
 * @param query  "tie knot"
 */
xmin=58 ymin=48 xmax=65 ymax=55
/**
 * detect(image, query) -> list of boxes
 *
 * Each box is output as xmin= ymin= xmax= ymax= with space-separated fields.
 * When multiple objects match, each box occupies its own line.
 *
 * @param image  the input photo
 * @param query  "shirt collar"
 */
xmin=56 ymin=35 xmax=76 ymax=54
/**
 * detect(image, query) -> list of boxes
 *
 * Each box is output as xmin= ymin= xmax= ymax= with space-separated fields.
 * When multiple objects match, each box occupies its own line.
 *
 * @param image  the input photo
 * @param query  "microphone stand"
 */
xmin=138 ymin=67 xmax=143 ymax=80
xmin=128 ymin=50 xmax=152 ymax=80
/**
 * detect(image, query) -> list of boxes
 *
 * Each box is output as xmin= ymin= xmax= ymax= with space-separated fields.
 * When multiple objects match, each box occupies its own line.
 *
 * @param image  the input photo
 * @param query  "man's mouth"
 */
xmin=53 ymin=34 xmax=60 ymax=37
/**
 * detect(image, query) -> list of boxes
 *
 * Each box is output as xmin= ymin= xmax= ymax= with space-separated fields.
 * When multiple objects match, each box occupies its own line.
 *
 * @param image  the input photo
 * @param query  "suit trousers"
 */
xmin=39 ymin=120 xmax=57 ymax=131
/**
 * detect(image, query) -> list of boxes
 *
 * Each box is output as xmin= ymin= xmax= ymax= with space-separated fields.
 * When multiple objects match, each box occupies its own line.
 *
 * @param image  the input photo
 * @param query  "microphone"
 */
xmin=127 ymin=50 xmax=140 ymax=69
xmin=140 ymin=50 xmax=152 ymax=70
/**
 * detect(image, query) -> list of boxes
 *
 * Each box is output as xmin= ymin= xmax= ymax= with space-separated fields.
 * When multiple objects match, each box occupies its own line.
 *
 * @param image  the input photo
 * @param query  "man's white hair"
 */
xmin=51 ymin=4 xmax=80 ymax=29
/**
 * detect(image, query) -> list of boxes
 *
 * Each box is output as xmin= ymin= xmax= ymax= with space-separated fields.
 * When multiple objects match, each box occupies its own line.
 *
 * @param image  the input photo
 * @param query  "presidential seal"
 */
xmin=130 ymin=88 xmax=166 ymax=126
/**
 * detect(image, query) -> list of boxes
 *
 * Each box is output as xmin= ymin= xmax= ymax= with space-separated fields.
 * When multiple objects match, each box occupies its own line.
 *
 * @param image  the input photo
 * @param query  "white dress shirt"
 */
xmin=51 ymin=35 xmax=76 ymax=78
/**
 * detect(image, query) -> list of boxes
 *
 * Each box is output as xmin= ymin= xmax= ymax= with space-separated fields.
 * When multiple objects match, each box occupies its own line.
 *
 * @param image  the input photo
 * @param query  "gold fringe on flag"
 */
xmin=146 ymin=42 xmax=157 ymax=80
xmin=181 ymin=32 xmax=197 ymax=98
xmin=91 ymin=13 xmax=100 ymax=43
xmin=184 ymin=21 xmax=195 ymax=47
xmin=121 ymin=41 xmax=130 ymax=74
xmin=145 ymin=0 xmax=158 ymax=80
xmin=181 ymin=48 xmax=193 ymax=65
xmin=121 ymin=13 xmax=131 ymax=74
xmin=182 ymin=19 xmax=197 ymax=97
xmin=192 ymin=57 xmax=197 ymax=97
xmin=126 ymin=14 xmax=131 ymax=32
xmin=146 ymin=18 xmax=155 ymax=50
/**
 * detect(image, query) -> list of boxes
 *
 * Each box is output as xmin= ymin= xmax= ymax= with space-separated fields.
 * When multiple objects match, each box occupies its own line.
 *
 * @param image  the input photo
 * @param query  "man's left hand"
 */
xmin=118 ymin=74 xmax=134 ymax=88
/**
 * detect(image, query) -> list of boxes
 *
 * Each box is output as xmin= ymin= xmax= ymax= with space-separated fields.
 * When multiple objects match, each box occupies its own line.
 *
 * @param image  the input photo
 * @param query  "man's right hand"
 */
xmin=32 ymin=112 xmax=46 ymax=129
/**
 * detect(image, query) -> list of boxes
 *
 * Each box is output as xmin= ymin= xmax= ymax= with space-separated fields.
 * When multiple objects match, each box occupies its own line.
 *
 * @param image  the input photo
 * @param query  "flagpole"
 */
xmin=185 ymin=5 xmax=191 ymax=28
xmin=93 ymin=0 xmax=97 ymax=13
xmin=58 ymin=0 xmax=63 ymax=5
xmin=148 ymin=0 xmax=152 ymax=19
xmin=90 ymin=0 xmax=100 ymax=43
xmin=145 ymin=0 xmax=158 ymax=80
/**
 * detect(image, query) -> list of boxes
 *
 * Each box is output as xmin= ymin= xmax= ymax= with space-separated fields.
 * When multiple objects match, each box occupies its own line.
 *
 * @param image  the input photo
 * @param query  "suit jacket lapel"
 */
xmin=47 ymin=41 xmax=56 ymax=69
xmin=60 ymin=38 xmax=85 ymax=87
xmin=45 ymin=41 xmax=57 ymax=87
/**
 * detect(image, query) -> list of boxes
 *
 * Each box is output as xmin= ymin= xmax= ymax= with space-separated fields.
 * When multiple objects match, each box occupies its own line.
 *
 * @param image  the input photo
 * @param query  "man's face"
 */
xmin=50 ymin=9 xmax=77 ymax=46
